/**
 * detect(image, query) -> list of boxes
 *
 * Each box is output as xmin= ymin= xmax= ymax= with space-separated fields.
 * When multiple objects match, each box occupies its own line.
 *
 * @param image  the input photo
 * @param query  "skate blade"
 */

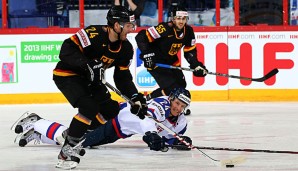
xmin=14 ymin=133 xmax=23 ymax=144
xmin=220 ymin=156 xmax=247 ymax=166
xmin=10 ymin=111 xmax=31 ymax=131
xmin=55 ymin=159 xmax=78 ymax=170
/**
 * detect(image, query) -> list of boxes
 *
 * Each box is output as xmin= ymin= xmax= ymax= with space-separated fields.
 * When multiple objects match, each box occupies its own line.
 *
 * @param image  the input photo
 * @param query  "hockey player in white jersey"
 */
xmin=12 ymin=87 xmax=192 ymax=152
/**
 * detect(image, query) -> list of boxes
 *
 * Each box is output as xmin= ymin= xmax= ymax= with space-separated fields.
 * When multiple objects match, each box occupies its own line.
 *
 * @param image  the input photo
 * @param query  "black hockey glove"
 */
xmin=173 ymin=136 xmax=192 ymax=146
xmin=130 ymin=93 xmax=147 ymax=119
xmin=143 ymin=131 xmax=165 ymax=151
xmin=190 ymin=62 xmax=208 ymax=77
xmin=86 ymin=59 xmax=105 ymax=85
xmin=141 ymin=52 xmax=156 ymax=69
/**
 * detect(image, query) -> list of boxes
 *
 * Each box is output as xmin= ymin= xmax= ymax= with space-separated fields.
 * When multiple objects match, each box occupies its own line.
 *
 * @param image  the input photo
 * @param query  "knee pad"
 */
xmin=99 ymin=99 xmax=120 ymax=120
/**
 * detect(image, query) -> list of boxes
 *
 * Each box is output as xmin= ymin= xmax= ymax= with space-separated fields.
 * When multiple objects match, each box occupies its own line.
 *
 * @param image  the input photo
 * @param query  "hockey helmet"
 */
xmin=169 ymin=87 xmax=191 ymax=107
xmin=107 ymin=5 xmax=136 ymax=27
xmin=168 ymin=4 xmax=189 ymax=20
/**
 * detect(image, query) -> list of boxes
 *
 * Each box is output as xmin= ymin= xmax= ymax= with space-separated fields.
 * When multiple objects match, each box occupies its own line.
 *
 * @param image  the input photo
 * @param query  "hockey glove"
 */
xmin=190 ymin=62 xmax=208 ymax=77
xmin=173 ymin=136 xmax=192 ymax=147
xmin=86 ymin=59 xmax=105 ymax=85
xmin=143 ymin=131 xmax=165 ymax=151
xmin=130 ymin=93 xmax=147 ymax=119
xmin=141 ymin=52 xmax=156 ymax=69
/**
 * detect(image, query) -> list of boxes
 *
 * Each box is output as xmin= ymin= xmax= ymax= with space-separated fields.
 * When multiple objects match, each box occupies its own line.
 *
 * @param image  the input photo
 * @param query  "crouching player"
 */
xmin=12 ymin=88 xmax=193 ymax=152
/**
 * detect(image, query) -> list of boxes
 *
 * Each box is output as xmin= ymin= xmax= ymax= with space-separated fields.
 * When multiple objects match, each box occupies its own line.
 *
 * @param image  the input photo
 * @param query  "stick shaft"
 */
xmin=104 ymin=81 xmax=134 ymax=105
xmin=155 ymin=63 xmax=278 ymax=82
xmin=195 ymin=146 xmax=298 ymax=154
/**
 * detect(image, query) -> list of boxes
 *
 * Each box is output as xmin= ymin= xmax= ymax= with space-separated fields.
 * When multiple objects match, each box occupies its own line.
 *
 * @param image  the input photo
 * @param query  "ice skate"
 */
xmin=16 ymin=128 xmax=41 ymax=147
xmin=11 ymin=112 xmax=41 ymax=134
xmin=55 ymin=136 xmax=86 ymax=170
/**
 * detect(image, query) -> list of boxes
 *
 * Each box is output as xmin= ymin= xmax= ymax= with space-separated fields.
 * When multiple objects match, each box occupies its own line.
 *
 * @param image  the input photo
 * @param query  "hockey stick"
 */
xmin=167 ymin=144 xmax=298 ymax=154
xmin=194 ymin=146 xmax=298 ymax=154
xmin=155 ymin=63 xmax=279 ymax=82
xmin=101 ymin=80 xmax=246 ymax=167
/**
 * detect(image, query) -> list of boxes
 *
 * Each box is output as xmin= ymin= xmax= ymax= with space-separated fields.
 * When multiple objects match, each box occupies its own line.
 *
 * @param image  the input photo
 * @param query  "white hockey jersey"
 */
xmin=112 ymin=96 xmax=188 ymax=144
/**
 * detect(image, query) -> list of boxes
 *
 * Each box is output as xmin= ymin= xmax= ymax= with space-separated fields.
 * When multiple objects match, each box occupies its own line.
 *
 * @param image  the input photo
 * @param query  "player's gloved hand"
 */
xmin=190 ymin=62 xmax=208 ymax=77
xmin=130 ymin=93 xmax=147 ymax=119
xmin=86 ymin=59 xmax=105 ymax=85
xmin=141 ymin=52 xmax=156 ymax=69
xmin=173 ymin=136 xmax=192 ymax=146
xmin=143 ymin=131 xmax=165 ymax=151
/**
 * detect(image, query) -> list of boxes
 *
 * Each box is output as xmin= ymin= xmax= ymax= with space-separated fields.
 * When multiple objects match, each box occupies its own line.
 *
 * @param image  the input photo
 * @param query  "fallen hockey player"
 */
xmin=12 ymin=87 xmax=193 ymax=154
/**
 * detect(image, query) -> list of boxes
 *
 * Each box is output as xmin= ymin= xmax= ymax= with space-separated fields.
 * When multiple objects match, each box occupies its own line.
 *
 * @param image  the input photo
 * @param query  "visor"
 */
xmin=178 ymin=94 xmax=191 ymax=106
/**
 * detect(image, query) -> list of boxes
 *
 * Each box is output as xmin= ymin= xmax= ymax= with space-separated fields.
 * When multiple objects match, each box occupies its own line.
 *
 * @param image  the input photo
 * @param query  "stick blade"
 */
xmin=220 ymin=156 xmax=247 ymax=166
xmin=252 ymin=68 xmax=279 ymax=82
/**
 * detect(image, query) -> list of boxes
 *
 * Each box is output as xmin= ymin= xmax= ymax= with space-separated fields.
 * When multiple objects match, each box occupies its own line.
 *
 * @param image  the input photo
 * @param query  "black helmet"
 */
xmin=168 ymin=4 xmax=188 ymax=20
xmin=169 ymin=87 xmax=191 ymax=107
xmin=107 ymin=5 xmax=135 ymax=26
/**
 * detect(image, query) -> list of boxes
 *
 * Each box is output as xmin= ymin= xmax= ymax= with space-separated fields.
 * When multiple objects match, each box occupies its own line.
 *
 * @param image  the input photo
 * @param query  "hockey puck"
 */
xmin=226 ymin=164 xmax=234 ymax=168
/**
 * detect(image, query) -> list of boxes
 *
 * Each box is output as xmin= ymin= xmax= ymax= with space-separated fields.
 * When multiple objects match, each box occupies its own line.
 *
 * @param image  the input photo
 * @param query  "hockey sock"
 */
xmin=40 ymin=135 xmax=59 ymax=145
xmin=34 ymin=119 xmax=68 ymax=142
xmin=68 ymin=113 xmax=91 ymax=138
xmin=148 ymin=88 xmax=163 ymax=99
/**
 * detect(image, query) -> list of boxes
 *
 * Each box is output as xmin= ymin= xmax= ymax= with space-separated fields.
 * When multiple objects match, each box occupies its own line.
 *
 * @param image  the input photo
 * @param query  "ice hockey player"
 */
xmin=51 ymin=5 xmax=147 ymax=169
xmin=135 ymin=4 xmax=208 ymax=115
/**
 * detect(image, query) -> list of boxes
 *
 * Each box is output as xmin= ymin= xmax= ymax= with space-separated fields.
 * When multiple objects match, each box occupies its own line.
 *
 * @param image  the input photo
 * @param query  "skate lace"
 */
xmin=20 ymin=114 xmax=35 ymax=124
xmin=62 ymin=144 xmax=77 ymax=157
xmin=23 ymin=130 xmax=41 ymax=145
xmin=14 ymin=130 xmax=35 ymax=144
xmin=22 ymin=123 xmax=34 ymax=132
xmin=34 ymin=139 xmax=40 ymax=145
xmin=18 ymin=115 xmax=39 ymax=132
xmin=25 ymin=132 xmax=36 ymax=143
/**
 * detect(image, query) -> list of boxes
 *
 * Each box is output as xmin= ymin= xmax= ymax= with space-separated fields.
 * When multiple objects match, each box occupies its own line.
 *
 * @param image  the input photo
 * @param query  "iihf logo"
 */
xmin=136 ymin=48 xmax=156 ymax=87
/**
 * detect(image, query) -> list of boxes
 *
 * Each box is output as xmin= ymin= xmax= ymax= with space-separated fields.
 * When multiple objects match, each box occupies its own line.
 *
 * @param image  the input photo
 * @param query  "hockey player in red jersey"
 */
xmin=51 ymin=5 xmax=147 ymax=169
xmin=13 ymin=88 xmax=192 ymax=155
xmin=135 ymin=4 xmax=208 ymax=115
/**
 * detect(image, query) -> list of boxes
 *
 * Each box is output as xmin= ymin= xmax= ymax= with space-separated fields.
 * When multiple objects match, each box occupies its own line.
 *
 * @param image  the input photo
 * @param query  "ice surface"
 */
xmin=1 ymin=102 xmax=298 ymax=171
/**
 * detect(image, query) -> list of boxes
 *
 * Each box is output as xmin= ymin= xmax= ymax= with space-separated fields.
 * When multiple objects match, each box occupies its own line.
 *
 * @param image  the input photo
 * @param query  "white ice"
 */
xmin=1 ymin=102 xmax=298 ymax=171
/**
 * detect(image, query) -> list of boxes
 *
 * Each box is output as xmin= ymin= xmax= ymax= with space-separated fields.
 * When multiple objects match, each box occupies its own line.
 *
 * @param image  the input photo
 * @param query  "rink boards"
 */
xmin=0 ymin=27 xmax=297 ymax=104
